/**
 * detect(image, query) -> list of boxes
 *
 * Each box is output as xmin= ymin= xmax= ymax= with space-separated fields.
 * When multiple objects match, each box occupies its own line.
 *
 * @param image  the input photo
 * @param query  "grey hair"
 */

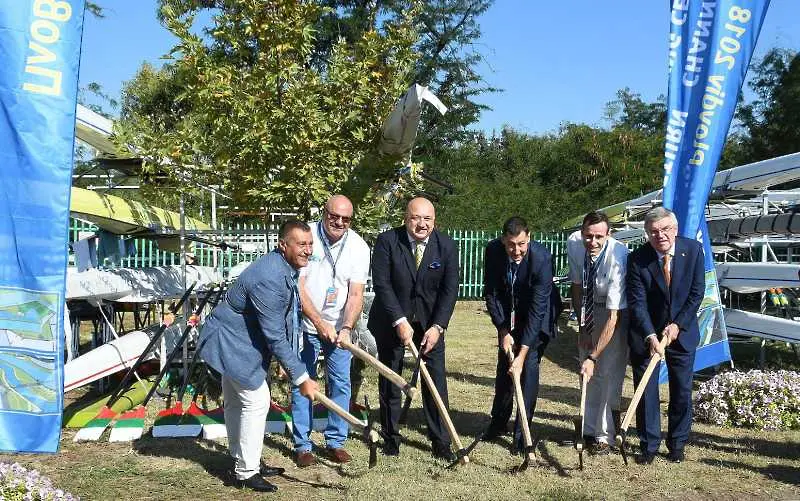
xmin=644 ymin=206 xmax=678 ymax=229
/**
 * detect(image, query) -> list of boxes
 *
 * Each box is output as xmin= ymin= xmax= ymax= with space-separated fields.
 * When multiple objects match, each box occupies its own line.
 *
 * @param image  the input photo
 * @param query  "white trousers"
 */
xmin=222 ymin=375 xmax=270 ymax=480
xmin=579 ymin=307 xmax=628 ymax=443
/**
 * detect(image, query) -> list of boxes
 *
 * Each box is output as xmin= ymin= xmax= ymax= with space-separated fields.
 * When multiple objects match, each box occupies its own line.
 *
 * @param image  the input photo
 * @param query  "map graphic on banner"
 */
xmin=0 ymin=1 xmax=86 ymax=452
xmin=661 ymin=0 xmax=770 ymax=377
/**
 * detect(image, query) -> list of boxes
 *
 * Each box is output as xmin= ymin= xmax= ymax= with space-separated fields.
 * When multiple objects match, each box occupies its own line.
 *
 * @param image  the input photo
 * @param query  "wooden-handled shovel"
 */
xmin=339 ymin=338 xmax=417 ymax=400
xmin=312 ymin=391 xmax=380 ymax=468
xmin=615 ymin=336 xmax=669 ymax=465
xmin=506 ymin=347 xmax=535 ymax=471
xmin=407 ymin=342 xmax=469 ymax=465
xmin=398 ymin=349 xmax=423 ymax=425
xmin=574 ymin=375 xmax=588 ymax=470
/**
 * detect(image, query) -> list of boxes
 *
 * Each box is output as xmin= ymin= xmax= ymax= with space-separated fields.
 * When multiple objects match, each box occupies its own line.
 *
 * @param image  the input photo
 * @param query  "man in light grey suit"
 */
xmin=199 ymin=220 xmax=319 ymax=492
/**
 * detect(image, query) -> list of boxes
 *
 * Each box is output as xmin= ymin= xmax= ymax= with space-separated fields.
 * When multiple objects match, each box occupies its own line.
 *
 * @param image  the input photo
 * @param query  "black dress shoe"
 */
xmin=259 ymin=464 xmax=285 ymax=477
xmin=235 ymin=473 xmax=278 ymax=493
xmin=481 ymin=426 xmax=506 ymax=442
xmin=432 ymin=442 xmax=457 ymax=462
xmin=383 ymin=440 xmax=400 ymax=457
xmin=635 ymin=452 xmax=656 ymax=465
xmin=666 ymin=449 xmax=685 ymax=463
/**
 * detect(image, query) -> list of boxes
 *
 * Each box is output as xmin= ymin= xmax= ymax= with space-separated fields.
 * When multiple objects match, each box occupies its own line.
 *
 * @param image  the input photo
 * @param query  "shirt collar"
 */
xmin=508 ymin=251 xmax=527 ymax=266
xmin=407 ymin=232 xmax=430 ymax=247
xmin=656 ymin=246 xmax=676 ymax=260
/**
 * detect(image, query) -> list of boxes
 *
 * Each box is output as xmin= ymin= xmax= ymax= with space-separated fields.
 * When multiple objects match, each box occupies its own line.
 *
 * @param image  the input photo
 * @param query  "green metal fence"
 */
xmin=69 ymin=218 xmax=571 ymax=299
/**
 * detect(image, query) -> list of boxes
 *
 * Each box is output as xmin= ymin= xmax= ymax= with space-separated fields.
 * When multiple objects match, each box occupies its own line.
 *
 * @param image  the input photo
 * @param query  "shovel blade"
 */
xmin=616 ymin=434 xmax=629 ymax=466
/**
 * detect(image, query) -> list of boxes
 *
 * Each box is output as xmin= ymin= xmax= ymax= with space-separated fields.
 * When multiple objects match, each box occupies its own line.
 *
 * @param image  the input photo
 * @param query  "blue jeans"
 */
xmin=291 ymin=331 xmax=352 ymax=452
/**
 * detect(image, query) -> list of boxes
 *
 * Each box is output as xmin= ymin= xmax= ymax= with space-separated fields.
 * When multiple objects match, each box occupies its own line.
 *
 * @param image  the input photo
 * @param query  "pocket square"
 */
xmin=429 ymin=261 xmax=441 ymax=269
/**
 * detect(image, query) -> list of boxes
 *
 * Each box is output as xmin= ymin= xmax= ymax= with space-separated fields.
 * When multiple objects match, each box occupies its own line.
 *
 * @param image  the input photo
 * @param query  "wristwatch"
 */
xmin=586 ymin=354 xmax=597 ymax=364
xmin=432 ymin=324 xmax=445 ymax=335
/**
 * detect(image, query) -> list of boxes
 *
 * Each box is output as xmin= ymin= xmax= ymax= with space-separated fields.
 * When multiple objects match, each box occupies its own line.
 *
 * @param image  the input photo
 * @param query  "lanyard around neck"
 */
xmin=318 ymin=223 xmax=347 ymax=282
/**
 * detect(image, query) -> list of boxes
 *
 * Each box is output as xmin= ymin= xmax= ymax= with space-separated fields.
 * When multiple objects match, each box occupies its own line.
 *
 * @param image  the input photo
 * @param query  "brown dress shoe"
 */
xmin=295 ymin=451 xmax=317 ymax=468
xmin=326 ymin=447 xmax=352 ymax=464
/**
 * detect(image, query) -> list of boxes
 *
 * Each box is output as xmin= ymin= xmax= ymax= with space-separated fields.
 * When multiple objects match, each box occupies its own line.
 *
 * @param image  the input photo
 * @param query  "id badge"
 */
xmin=510 ymin=308 xmax=516 ymax=332
xmin=324 ymin=287 xmax=339 ymax=308
xmin=579 ymin=304 xmax=586 ymax=327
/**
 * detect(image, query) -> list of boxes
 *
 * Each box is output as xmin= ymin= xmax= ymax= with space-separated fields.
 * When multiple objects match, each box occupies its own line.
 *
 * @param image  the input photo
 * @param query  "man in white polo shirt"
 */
xmin=568 ymin=210 xmax=629 ymax=455
xmin=291 ymin=195 xmax=371 ymax=467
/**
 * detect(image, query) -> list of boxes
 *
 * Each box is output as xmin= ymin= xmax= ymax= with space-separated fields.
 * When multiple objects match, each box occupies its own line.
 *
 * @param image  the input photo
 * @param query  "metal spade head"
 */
xmin=364 ymin=396 xmax=377 ymax=469
xmin=615 ymin=433 xmax=628 ymax=466
xmin=514 ymin=443 xmax=536 ymax=473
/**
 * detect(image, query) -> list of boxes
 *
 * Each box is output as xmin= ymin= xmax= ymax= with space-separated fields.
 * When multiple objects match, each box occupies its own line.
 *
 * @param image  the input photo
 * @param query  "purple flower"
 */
xmin=0 ymin=462 xmax=79 ymax=500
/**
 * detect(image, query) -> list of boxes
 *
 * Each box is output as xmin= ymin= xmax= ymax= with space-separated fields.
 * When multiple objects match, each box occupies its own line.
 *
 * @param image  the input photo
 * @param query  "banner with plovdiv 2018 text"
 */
xmin=661 ymin=0 xmax=770 ymax=379
xmin=0 ymin=0 xmax=85 ymax=452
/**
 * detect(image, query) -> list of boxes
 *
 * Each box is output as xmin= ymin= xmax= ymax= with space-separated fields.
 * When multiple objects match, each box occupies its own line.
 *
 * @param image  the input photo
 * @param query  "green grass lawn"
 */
xmin=2 ymin=302 xmax=799 ymax=500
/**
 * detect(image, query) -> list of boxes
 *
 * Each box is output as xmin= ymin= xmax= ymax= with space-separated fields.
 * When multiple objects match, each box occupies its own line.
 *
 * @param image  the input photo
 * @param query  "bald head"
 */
xmin=322 ymin=194 xmax=353 ymax=242
xmin=405 ymin=197 xmax=436 ymax=242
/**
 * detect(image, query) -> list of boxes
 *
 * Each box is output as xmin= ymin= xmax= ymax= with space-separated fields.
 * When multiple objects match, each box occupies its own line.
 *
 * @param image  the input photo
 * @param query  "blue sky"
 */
xmin=79 ymin=1 xmax=800 ymax=135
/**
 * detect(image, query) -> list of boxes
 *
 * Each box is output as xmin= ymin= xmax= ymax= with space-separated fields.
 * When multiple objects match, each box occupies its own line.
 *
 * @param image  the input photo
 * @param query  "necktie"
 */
xmin=508 ymin=261 xmax=519 ymax=331
xmin=415 ymin=242 xmax=425 ymax=269
xmin=583 ymin=253 xmax=596 ymax=334
xmin=291 ymin=275 xmax=302 ymax=353
xmin=663 ymin=254 xmax=672 ymax=289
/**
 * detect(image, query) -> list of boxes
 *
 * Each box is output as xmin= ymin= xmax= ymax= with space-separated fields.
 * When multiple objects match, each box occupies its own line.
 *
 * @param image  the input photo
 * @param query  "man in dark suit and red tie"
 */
xmin=368 ymin=197 xmax=459 ymax=461
xmin=482 ymin=216 xmax=560 ymax=453
xmin=626 ymin=207 xmax=705 ymax=465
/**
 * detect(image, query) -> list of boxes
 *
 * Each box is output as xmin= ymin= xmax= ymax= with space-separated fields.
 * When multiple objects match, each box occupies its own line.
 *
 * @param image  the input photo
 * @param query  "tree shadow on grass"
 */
xmin=133 ymin=435 xmax=343 ymax=491
xmin=698 ymin=458 xmax=800 ymax=487
xmin=132 ymin=436 xmax=231 ymax=483
xmin=691 ymin=429 xmax=800 ymax=461
xmin=444 ymin=368 xmax=495 ymax=387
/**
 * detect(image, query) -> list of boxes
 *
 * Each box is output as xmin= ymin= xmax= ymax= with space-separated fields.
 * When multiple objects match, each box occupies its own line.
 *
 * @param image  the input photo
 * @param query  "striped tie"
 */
xmin=415 ymin=242 xmax=425 ymax=269
xmin=583 ymin=253 xmax=597 ymax=334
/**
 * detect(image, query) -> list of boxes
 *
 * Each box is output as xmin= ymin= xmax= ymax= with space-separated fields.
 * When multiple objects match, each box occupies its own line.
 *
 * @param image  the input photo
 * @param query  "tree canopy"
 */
xmin=117 ymin=0 xmax=420 ymax=223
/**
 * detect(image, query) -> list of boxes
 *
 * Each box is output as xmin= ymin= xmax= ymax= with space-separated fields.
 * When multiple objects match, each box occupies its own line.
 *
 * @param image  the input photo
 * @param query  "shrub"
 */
xmin=0 ymin=462 xmax=79 ymax=501
xmin=694 ymin=370 xmax=800 ymax=430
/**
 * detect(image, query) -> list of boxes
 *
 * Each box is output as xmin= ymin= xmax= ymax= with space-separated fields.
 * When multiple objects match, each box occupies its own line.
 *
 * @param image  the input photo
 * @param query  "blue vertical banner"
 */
xmin=662 ymin=1 xmax=770 ymax=374
xmin=0 ymin=0 xmax=85 ymax=452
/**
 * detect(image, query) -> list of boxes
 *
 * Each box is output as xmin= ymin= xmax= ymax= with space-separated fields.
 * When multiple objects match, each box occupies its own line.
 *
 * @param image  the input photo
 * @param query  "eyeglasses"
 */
xmin=324 ymin=210 xmax=352 ymax=225
xmin=648 ymin=226 xmax=675 ymax=236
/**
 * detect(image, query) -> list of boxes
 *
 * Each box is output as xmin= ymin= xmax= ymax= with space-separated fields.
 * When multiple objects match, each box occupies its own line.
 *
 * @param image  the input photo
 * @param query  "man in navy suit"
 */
xmin=482 ymin=216 xmax=560 ymax=452
xmin=627 ymin=207 xmax=705 ymax=464
xmin=368 ymin=197 xmax=459 ymax=461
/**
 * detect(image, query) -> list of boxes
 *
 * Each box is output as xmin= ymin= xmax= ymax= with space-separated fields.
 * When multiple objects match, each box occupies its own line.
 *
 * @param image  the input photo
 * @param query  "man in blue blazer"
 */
xmin=368 ymin=197 xmax=459 ymax=460
xmin=199 ymin=220 xmax=319 ymax=492
xmin=482 ymin=216 xmax=561 ymax=450
xmin=626 ymin=207 xmax=705 ymax=464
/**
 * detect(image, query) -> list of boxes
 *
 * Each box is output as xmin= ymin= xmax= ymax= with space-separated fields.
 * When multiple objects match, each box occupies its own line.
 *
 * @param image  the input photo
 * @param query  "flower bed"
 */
xmin=0 ymin=462 xmax=79 ymax=500
xmin=694 ymin=369 xmax=800 ymax=430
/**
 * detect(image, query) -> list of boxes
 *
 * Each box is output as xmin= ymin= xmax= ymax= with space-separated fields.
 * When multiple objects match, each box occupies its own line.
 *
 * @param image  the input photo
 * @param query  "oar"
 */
xmin=108 ymin=286 xmax=224 ymax=442
xmin=507 ymin=347 xmax=535 ymax=472
xmin=74 ymin=283 xmax=197 ymax=442
xmin=615 ymin=336 xmax=669 ymax=465
xmin=574 ymin=375 xmax=588 ymax=470
xmin=407 ymin=342 xmax=469 ymax=466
